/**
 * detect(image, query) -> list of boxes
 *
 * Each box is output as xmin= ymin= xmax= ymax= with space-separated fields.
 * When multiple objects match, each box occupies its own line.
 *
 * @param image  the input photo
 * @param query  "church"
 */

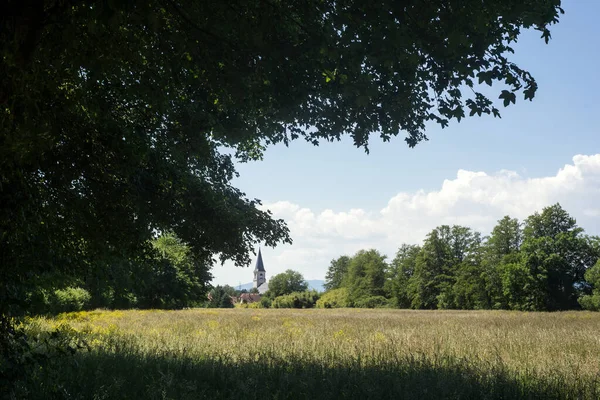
xmin=253 ymin=248 xmax=269 ymax=294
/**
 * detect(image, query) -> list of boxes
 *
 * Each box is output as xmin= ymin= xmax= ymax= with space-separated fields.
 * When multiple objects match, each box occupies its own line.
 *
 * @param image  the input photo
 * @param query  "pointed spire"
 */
xmin=254 ymin=247 xmax=265 ymax=272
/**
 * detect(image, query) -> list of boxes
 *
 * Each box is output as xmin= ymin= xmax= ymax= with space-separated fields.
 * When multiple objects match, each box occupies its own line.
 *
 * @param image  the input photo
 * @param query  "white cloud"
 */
xmin=212 ymin=154 xmax=600 ymax=286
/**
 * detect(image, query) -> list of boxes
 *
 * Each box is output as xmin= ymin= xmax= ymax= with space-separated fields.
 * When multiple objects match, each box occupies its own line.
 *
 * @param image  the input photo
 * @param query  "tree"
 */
xmin=452 ymin=233 xmax=487 ymax=310
xmin=324 ymin=256 xmax=351 ymax=291
xmin=408 ymin=225 xmax=480 ymax=309
xmin=387 ymin=244 xmax=420 ymax=308
xmin=579 ymin=260 xmax=600 ymax=311
xmin=267 ymin=270 xmax=308 ymax=298
xmin=500 ymin=260 xmax=538 ymax=311
xmin=520 ymin=204 xmax=599 ymax=310
xmin=207 ymin=286 xmax=235 ymax=308
xmin=344 ymin=249 xmax=388 ymax=305
xmin=0 ymin=1 xmax=564 ymax=317
xmin=480 ymin=216 xmax=523 ymax=309
xmin=142 ymin=233 xmax=212 ymax=308
xmin=487 ymin=216 xmax=523 ymax=257
xmin=0 ymin=4 xmax=565 ymax=383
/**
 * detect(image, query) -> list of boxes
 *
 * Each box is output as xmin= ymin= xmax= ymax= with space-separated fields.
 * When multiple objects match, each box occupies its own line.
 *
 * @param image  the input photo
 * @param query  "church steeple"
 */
xmin=255 ymin=248 xmax=265 ymax=272
xmin=253 ymin=248 xmax=266 ymax=289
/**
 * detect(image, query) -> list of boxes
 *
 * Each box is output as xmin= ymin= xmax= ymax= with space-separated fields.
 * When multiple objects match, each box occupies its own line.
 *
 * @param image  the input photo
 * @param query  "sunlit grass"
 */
xmin=21 ymin=309 xmax=600 ymax=399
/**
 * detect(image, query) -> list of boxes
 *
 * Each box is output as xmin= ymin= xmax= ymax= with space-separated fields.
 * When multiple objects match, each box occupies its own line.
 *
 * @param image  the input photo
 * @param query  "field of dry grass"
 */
xmin=18 ymin=309 xmax=600 ymax=399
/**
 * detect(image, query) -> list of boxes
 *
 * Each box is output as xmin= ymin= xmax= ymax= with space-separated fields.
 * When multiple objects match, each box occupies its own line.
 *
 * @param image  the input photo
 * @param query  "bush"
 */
xmin=272 ymin=291 xmax=320 ymax=309
xmin=52 ymin=287 xmax=92 ymax=313
xmin=580 ymin=262 xmax=600 ymax=311
xmin=25 ymin=287 xmax=52 ymax=314
xmin=579 ymin=295 xmax=600 ymax=311
xmin=316 ymin=288 xmax=349 ymax=308
xmin=260 ymin=297 xmax=272 ymax=309
xmin=353 ymin=295 xmax=389 ymax=309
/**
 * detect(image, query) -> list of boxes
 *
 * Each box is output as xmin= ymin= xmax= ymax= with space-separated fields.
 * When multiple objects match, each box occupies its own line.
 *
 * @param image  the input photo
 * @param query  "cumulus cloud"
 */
xmin=212 ymin=154 xmax=600 ymax=285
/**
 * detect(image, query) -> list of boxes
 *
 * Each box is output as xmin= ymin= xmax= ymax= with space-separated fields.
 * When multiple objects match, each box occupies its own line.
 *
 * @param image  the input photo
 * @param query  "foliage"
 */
xmin=259 ymin=297 xmax=272 ymax=309
xmin=1 ymin=314 xmax=89 ymax=398
xmin=51 ymin=287 xmax=92 ymax=313
xmin=353 ymin=296 xmax=389 ymax=309
xmin=139 ymin=233 xmax=212 ymax=309
xmin=408 ymin=226 xmax=480 ymax=309
xmin=0 ymin=0 xmax=564 ymax=389
xmin=319 ymin=204 xmax=600 ymax=312
xmin=387 ymin=245 xmax=420 ymax=308
xmin=271 ymin=291 xmax=320 ymax=309
xmin=324 ymin=256 xmax=351 ymax=291
xmin=579 ymin=261 xmax=600 ymax=311
xmin=266 ymin=270 xmax=308 ymax=298
xmin=518 ymin=204 xmax=599 ymax=310
xmin=479 ymin=217 xmax=523 ymax=310
xmin=316 ymin=288 xmax=350 ymax=309
xmin=343 ymin=250 xmax=388 ymax=305
xmin=0 ymin=0 xmax=563 ymax=320
xmin=206 ymin=286 xmax=234 ymax=309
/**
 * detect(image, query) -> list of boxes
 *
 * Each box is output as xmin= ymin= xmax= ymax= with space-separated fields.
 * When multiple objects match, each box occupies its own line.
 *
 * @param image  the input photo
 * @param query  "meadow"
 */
xmin=15 ymin=309 xmax=600 ymax=399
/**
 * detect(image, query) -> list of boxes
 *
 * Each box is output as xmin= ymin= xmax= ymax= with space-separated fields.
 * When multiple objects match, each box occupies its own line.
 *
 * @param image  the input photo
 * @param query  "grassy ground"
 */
xmin=15 ymin=309 xmax=600 ymax=399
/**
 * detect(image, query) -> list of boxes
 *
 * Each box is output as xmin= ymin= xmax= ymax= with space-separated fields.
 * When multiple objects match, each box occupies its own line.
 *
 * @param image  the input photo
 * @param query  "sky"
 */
xmin=212 ymin=0 xmax=600 ymax=287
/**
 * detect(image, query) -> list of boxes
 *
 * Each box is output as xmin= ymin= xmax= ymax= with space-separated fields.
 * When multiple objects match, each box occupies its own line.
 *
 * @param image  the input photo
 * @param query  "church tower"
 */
xmin=253 ymin=248 xmax=266 ymax=290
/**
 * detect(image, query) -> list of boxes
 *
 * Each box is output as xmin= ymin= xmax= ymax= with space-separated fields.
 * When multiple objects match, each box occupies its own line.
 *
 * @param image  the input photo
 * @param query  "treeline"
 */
xmin=210 ymin=269 xmax=321 ymax=309
xmin=321 ymin=204 xmax=600 ymax=311
xmin=14 ymin=233 xmax=212 ymax=315
xmin=18 ymin=203 xmax=600 ymax=314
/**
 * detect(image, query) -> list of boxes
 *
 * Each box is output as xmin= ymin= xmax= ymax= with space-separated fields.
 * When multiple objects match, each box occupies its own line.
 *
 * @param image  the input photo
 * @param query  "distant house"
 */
xmin=238 ymin=293 xmax=262 ymax=304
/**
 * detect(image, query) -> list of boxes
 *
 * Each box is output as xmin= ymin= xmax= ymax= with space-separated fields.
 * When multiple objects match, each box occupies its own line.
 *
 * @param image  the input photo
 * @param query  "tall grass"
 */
xmin=16 ymin=309 xmax=600 ymax=399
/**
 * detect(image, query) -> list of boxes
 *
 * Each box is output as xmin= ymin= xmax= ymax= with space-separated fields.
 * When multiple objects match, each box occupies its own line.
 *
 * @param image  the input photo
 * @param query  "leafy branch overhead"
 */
xmin=0 ymin=1 xmax=562 ymax=305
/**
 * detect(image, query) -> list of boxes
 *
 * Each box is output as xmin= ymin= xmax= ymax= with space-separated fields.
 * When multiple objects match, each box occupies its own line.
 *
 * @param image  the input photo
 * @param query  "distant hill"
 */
xmin=230 ymin=280 xmax=325 ymax=293
xmin=233 ymin=282 xmax=254 ymax=291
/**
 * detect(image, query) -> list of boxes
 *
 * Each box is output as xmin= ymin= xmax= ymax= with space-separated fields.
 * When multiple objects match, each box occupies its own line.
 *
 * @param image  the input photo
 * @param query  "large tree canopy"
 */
xmin=1 ymin=0 xmax=562 ymax=310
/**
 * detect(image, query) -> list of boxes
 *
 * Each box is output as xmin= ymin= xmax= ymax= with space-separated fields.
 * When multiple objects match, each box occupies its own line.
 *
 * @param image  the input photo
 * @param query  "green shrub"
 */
xmin=316 ymin=288 xmax=349 ymax=308
xmin=580 ymin=261 xmax=600 ymax=311
xmin=272 ymin=291 xmax=320 ymax=309
xmin=353 ymin=295 xmax=389 ymax=309
xmin=25 ymin=287 xmax=52 ymax=314
xmin=579 ymin=295 xmax=600 ymax=311
xmin=52 ymin=287 xmax=91 ymax=313
xmin=260 ymin=297 xmax=272 ymax=309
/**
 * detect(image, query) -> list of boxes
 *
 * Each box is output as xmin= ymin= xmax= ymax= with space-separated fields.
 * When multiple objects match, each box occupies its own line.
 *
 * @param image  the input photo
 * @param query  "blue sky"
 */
xmin=213 ymin=0 xmax=600 ymax=287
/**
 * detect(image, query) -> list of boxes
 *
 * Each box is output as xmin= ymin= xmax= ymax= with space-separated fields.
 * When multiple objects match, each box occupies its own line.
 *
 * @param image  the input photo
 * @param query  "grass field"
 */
xmin=16 ymin=309 xmax=600 ymax=399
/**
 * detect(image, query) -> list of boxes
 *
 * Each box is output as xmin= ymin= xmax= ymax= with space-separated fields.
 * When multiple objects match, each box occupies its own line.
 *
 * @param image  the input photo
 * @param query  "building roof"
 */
xmin=257 ymin=281 xmax=269 ymax=294
xmin=239 ymin=293 xmax=262 ymax=303
xmin=255 ymin=248 xmax=265 ymax=272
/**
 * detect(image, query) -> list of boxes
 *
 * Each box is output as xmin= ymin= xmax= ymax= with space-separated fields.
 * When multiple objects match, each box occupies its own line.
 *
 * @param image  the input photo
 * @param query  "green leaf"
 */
xmin=499 ymin=90 xmax=516 ymax=107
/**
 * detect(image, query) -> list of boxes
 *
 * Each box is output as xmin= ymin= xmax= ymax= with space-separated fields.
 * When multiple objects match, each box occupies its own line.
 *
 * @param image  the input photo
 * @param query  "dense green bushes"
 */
xmin=271 ymin=291 xmax=320 ymax=309
xmin=52 ymin=287 xmax=92 ymax=313
xmin=14 ymin=233 xmax=212 ymax=315
xmin=579 ymin=261 xmax=600 ymax=311
xmin=24 ymin=286 xmax=92 ymax=314
xmin=353 ymin=296 xmax=389 ymax=309
xmin=316 ymin=288 xmax=349 ymax=308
